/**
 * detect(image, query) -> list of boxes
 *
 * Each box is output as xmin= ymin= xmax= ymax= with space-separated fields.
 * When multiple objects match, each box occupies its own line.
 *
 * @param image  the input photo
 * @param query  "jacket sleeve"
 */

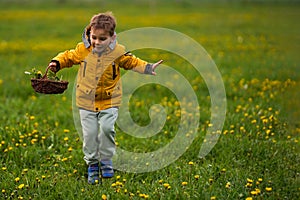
xmin=116 ymin=52 xmax=153 ymax=74
xmin=51 ymin=42 xmax=89 ymax=70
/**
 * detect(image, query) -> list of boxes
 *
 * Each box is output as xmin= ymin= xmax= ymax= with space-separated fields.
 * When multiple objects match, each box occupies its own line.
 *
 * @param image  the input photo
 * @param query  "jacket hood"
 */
xmin=82 ymin=26 xmax=92 ymax=48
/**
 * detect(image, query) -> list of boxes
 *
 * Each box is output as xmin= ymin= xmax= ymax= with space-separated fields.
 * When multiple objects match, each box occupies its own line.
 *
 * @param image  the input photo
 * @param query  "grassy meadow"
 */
xmin=0 ymin=0 xmax=299 ymax=199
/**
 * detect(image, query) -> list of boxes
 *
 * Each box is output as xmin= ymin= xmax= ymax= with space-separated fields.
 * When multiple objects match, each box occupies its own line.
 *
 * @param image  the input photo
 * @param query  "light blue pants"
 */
xmin=79 ymin=107 xmax=118 ymax=165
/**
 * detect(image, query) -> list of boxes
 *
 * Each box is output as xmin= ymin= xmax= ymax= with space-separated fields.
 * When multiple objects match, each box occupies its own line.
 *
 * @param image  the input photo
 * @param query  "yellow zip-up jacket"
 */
xmin=52 ymin=29 xmax=152 ymax=111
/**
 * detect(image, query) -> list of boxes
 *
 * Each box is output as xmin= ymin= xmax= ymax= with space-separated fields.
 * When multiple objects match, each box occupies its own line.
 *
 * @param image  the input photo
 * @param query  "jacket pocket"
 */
xmin=104 ymin=85 xmax=121 ymax=99
xmin=76 ymin=84 xmax=94 ymax=100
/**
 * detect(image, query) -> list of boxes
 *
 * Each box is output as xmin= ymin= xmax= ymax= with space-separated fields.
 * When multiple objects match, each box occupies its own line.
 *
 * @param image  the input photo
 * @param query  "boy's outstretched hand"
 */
xmin=151 ymin=60 xmax=163 ymax=75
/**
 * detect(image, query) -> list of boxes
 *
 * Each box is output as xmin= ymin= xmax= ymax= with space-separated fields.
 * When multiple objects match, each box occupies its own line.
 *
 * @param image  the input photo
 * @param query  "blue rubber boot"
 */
xmin=100 ymin=160 xmax=114 ymax=178
xmin=87 ymin=163 xmax=100 ymax=184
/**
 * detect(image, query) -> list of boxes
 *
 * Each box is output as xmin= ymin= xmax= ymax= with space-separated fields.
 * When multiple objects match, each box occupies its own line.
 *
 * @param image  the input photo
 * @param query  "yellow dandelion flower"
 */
xmin=116 ymin=181 xmax=123 ymax=186
xmin=262 ymin=118 xmax=268 ymax=124
xmin=158 ymin=179 xmax=163 ymax=184
xmin=2 ymin=167 xmax=7 ymax=171
xmin=163 ymin=183 xmax=170 ymax=188
xmin=129 ymin=192 xmax=135 ymax=197
xmin=265 ymin=187 xmax=272 ymax=192
xmin=194 ymin=175 xmax=200 ymax=180
xmin=247 ymin=178 xmax=253 ymax=183
xmin=188 ymin=161 xmax=194 ymax=165
xmin=31 ymin=95 xmax=37 ymax=101
xmin=2 ymin=189 xmax=5 ymax=193
xmin=240 ymin=126 xmax=246 ymax=132
xmin=221 ymin=168 xmax=226 ymax=173
xmin=245 ymin=197 xmax=252 ymax=200
xmin=63 ymin=137 xmax=69 ymax=141
xmin=139 ymin=193 xmax=149 ymax=199
xmin=31 ymin=138 xmax=38 ymax=144
xmin=258 ymin=178 xmax=263 ymax=182
xmin=15 ymin=177 xmax=20 ymax=182
xmin=111 ymin=183 xmax=117 ymax=187
xmin=18 ymin=184 xmax=25 ymax=189
xmin=210 ymin=196 xmax=216 ymax=200
xmin=255 ymin=188 xmax=261 ymax=194
xmin=182 ymin=182 xmax=188 ymax=186
xmin=61 ymin=157 xmax=68 ymax=162
xmin=225 ymin=182 xmax=231 ymax=188
xmin=29 ymin=116 xmax=35 ymax=120
xmin=64 ymin=129 xmax=70 ymax=133
xmin=101 ymin=194 xmax=107 ymax=200
xmin=245 ymin=183 xmax=252 ymax=188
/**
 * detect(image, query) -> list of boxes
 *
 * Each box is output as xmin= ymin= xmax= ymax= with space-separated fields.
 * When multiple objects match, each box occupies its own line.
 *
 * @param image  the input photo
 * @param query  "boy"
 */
xmin=48 ymin=12 xmax=163 ymax=184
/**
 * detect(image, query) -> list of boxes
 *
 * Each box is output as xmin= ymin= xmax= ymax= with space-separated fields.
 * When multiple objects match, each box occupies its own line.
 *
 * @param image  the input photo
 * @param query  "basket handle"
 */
xmin=41 ymin=65 xmax=52 ymax=79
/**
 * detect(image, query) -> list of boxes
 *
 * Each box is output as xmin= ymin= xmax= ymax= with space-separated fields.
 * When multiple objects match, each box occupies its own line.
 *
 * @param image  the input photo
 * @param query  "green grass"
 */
xmin=0 ymin=0 xmax=299 ymax=199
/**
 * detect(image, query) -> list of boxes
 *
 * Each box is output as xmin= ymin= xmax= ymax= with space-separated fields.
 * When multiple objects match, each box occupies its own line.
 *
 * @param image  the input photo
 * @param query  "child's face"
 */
xmin=90 ymin=28 xmax=115 ymax=53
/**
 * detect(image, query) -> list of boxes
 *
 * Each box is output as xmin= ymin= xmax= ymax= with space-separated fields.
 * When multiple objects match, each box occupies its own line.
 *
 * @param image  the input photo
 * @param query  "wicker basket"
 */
xmin=31 ymin=66 xmax=69 ymax=94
